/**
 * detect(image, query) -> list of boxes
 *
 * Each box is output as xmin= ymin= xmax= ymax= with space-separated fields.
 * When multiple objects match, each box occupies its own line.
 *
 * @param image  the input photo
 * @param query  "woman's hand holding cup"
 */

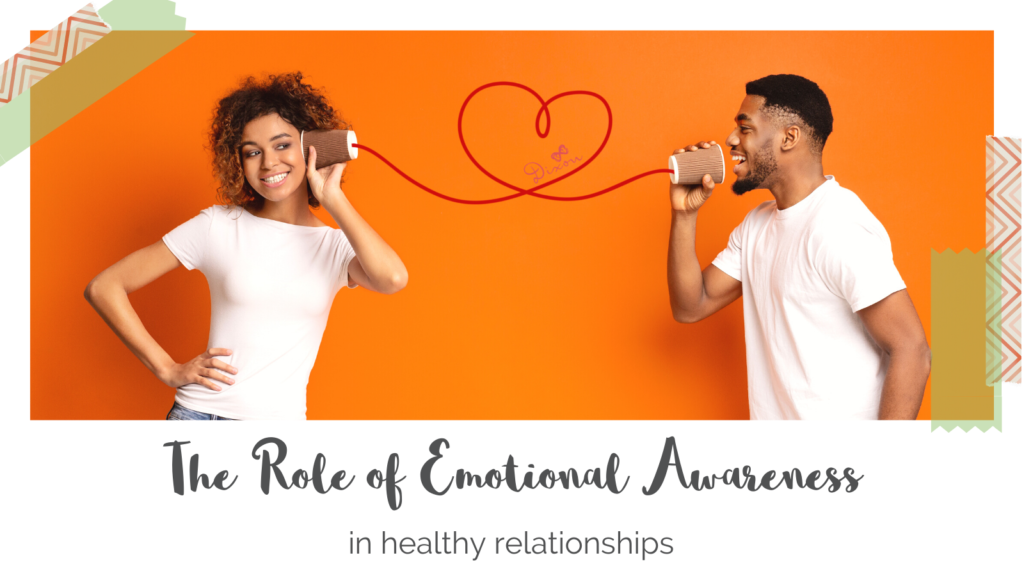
xmin=305 ymin=145 xmax=347 ymax=208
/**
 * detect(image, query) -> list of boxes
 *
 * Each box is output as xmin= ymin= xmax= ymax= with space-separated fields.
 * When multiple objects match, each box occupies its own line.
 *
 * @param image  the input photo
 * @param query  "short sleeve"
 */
xmin=332 ymin=229 xmax=358 ymax=291
xmin=162 ymin=207 xmax=215 ymax=271
xmin=814 ymin=220 xmax=906 ymax=312
xmin=711 ymin=220 xmax=744 ymax=281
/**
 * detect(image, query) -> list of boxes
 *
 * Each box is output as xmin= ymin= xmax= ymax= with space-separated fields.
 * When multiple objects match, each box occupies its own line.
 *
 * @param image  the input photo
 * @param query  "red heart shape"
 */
xmin=457 ymin=81 xmax=613 ymax=202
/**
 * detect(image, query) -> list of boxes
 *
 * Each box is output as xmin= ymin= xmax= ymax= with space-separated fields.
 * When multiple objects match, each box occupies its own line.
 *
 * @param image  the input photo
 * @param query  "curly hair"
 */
xmin=746 ymin=74 xmax=833 ymax=156
xmin=209 ymin=72 xmax=350 ymax=209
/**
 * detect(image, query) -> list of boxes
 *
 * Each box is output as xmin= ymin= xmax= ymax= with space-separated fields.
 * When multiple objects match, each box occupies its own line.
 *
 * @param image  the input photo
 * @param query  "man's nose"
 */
xmin=725 ymin=130 xmax=740 ymax=146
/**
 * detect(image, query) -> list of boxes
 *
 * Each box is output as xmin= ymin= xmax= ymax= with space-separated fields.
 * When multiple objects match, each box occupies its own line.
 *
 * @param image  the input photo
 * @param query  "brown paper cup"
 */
xmin=302 ymin=129 xmax=358 ymax=169
xmin=668 ymin=143 xmax=725 ymax=185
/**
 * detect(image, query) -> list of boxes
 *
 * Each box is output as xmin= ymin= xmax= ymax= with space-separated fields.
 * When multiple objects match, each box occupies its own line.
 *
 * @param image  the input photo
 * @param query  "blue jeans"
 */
xmin=166 ymin=402 xmax=236 ymax=421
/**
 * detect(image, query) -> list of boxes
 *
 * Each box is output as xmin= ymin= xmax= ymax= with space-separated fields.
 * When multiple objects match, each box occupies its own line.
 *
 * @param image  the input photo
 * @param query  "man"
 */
xmin=667 ymin=74 xmax=930 ymax=420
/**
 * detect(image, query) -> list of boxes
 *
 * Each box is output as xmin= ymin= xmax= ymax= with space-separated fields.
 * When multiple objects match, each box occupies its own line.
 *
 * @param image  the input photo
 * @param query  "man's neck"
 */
xmin=769 ymin=164 xmax=828 ymax=210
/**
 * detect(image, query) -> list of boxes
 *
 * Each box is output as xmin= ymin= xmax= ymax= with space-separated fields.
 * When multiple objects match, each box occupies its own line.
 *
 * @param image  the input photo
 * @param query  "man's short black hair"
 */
xmin=746 ymin=74 xmax=833 ymax=155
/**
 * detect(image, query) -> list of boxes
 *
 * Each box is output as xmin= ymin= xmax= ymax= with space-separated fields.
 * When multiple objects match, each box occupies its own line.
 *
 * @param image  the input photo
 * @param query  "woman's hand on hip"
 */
xmin=160 ymin=348 xmax=237 ymax=392
xmin=305 ymin=145 xmax=347 ymax=208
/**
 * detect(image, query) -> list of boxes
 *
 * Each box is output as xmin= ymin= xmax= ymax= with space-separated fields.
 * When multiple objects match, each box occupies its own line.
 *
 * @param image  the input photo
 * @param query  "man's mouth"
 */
xmin=731 ymin=152 xmax=747 ymax=175
xmin=261 ymin=172 xmax=290 ymax=187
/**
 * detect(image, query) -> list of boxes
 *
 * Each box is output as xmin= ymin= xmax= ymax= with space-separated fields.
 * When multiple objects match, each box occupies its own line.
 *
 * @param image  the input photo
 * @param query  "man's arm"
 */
xmin=668 ymin=211 xmax=742 ymax=322
xmin=668 ymin=141 xmax=742 ymax=323
xmin=856 ymin=289 xmax=931 ymax=419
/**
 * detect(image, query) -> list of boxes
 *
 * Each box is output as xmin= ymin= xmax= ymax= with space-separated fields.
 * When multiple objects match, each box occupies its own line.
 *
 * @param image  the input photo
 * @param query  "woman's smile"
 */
xmin=260 ymin=171 xmax=291 ymax=188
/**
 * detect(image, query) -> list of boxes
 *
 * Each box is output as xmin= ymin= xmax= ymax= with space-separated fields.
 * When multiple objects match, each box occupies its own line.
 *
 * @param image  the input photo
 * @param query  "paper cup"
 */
xmin=668 ymin=143 xmax=725 ymax=185
xmin=302 ymin=129 xmax=358 ymax=169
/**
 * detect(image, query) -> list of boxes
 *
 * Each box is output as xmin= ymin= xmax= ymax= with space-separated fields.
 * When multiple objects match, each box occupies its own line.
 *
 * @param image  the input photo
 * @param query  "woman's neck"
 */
xmin=249 ymin=193 xmax=326 ymax=227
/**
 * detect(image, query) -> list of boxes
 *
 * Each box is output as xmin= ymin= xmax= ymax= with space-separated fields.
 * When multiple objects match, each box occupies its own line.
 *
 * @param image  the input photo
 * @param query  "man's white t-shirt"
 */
xmin=710 ymin=176 xmax=906 ymax=419
xmin=162 ymin=205 xmax=356 ymax=420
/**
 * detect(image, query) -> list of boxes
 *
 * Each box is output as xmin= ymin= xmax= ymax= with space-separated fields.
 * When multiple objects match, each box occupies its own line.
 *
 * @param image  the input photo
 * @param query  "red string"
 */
xmin=355 ymin=143 xmax=672 ymax=205
xmin=350 ymin=81 xmax=673 ymax=205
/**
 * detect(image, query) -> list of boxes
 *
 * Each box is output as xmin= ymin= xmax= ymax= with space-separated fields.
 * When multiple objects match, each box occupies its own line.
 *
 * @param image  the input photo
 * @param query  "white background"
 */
xmin=1 ymin=1 xmax=1021 ymax=573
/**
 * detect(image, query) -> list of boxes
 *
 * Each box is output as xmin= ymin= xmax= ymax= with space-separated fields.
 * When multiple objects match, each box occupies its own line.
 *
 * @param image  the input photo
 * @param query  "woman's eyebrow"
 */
xmin=239 ymin=133 xmax=293 ymax=147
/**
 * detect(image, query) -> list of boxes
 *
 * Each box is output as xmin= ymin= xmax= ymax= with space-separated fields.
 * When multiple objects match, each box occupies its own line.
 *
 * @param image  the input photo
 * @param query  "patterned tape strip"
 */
xmin=0 ymin=1 xmax=187 ymax=168
xmin=932 ymin=249 xmax=1002 ymax=432
xmin=98 ymin=0 xmax=187 ymax=31
xmin=30 ymin=30 xmax=193 ymax=145
xmin=986 ymin=136 xmax=1022 ymax=383
xmin=0 ymin=4 xmax=110 ymax=109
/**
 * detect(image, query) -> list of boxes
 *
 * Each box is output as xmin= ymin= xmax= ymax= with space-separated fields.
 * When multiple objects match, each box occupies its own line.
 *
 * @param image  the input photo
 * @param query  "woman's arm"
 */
xmin=84 ymin=241 xmax=236 ymax=390
xmin=306 ymin=146 xmax=409 ymax=294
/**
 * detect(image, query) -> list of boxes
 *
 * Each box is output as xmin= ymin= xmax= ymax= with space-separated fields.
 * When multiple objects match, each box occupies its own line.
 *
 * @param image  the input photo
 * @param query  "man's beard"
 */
xmin=732 ymin=140 xmax=777 ymax=195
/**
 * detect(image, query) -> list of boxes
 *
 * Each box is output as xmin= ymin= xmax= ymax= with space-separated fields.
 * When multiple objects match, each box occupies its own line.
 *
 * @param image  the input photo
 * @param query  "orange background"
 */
xmin=30 ymin=32 xmax=992 ymax=419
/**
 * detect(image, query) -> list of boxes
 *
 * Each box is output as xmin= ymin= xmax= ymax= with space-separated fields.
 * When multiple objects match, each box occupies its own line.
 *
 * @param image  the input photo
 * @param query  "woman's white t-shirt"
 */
xmin=162 ymin=205 xmax=356 ymax=420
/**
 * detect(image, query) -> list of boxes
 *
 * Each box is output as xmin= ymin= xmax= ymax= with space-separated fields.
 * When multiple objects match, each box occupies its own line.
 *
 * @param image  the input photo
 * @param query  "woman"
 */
xmin=84 ymin=72 xmax=407 ymax=420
